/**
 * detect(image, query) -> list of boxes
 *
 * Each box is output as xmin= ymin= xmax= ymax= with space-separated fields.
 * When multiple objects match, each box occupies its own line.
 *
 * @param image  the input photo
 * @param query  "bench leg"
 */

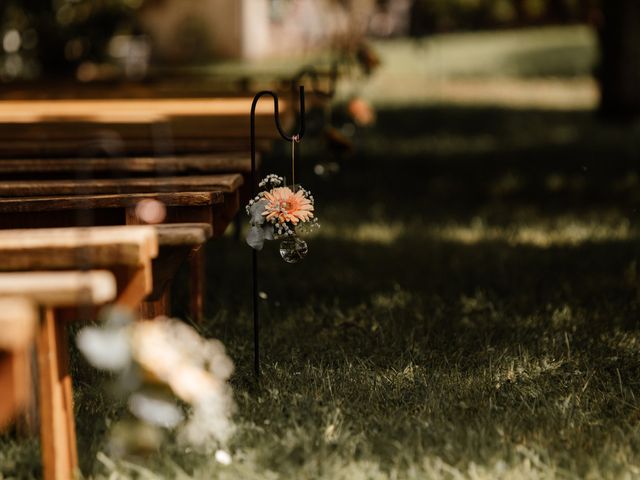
xmin=189 ymin=248 xmax=205 ymax=323
xmin=15 ymin=347 xmax=39 ymax=437
xmin=140 ymin=284 xmax=172 ymax=319
xmin=37 ymin=308 xmax=78 ymax=480
xmin=113 ymin=265 xmax=152 ymax=310
xmin=0 ymin=348 xmax=31 ymax=431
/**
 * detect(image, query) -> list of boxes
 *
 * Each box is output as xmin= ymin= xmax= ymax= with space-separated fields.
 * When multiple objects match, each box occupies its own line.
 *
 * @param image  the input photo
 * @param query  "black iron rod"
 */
xmin=250 ymin=86 xmax=306 ymax=377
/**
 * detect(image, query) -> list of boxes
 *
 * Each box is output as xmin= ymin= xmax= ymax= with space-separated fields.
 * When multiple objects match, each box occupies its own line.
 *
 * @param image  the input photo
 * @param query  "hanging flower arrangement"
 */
xmin=246 ymin=174 xmax=319 ymax=263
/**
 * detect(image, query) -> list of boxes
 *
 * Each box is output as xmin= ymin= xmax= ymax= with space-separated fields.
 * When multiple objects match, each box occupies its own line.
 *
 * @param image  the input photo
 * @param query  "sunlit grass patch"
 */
xmin=429 ymin=217 xmax=635 ymax=247
xmin=315 ymin=215 xmax=635 ymax=248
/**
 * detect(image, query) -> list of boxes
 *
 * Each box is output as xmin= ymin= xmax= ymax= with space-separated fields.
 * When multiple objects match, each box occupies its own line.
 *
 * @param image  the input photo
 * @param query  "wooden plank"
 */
xmin=140 ymin=289 xmax=171 ymax=320
xmin=213 ymin=191 xmax=241 ymax=238
xmin=189 ymin=248 xmax=206 ymax=323
xmin=0 ymin=297 xmax=37 ymax=351
xmin=0 ymin=138 xmax=272 ymax=158
xmin=0 ymin=271 xmax=116 ymax=307
xmin=111 ymin=264 xmax=152 ymax=309
xmin=37 ymin=308 xmax=76 ymax=480
xmin=0 ymin=191 xmax=223 ymax=214
xmin=0 ymin=348 xmax=32 ymax=432
xmin=0 ymin=119 xmax=275 ymax=138
xmin=0 ymin=226 xmax=158 ymax=270
xmin=0 ymin=98 xmax=284 ymax=158
xmin=0 ymin=297 xmax=36 ymax=432
xmin=0 ymin=174 xmax=243 ymax=197
xmin=0 ymin=98 xmax=283 ymax=123
xmin=154 ymin=223 xmax=213 ymax=247
xmin=0 ymin=152 xmax=254 ymax=175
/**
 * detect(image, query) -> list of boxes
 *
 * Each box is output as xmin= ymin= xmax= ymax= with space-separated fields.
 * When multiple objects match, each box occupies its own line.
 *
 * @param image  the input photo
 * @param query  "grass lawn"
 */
xmin=3 ymin=26 xmax=640 ymax=479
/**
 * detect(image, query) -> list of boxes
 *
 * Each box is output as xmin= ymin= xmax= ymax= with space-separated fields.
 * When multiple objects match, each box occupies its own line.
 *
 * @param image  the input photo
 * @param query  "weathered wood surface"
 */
xmin=0 ymin=271 xmax=116 ymax=307
xmin=0 ymin=345 xmax=33 ymax=432
xmin=0 ymin=226 xmax=158 ymax=270
xmin=155 ymin=223 xmax=213 ymax=246
xmin=0 ymin=98 xmax=282 ymax=131
xmin=143 ymin=224 xmax=212 ymax=320
xmin=0 ymin=97 xmax=281 ymax=157
xmin=0 ymin=174 xmax=243 ymax=197
xmin=0 ymin=138 xmax=272 ymax=158
xmin=37 ymin=308 xmax=77 ymax=480
xmin=0 ymin=152 xmax=254 ymax=175
xmin=0 ymin=191 xmax=223 ymax=214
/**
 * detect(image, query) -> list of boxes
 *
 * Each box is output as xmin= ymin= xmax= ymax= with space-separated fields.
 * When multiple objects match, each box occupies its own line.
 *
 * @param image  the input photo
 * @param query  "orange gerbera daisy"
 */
xmin=262 ymin=187 xmax=314 ymax=225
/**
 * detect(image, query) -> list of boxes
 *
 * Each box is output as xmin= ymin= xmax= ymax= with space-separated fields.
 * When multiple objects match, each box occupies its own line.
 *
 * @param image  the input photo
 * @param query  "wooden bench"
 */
xmin=0 ymin=98 xmax=284 ymax=157
xmin=0 ymin=297 xmax=37 ymax=432
xmin=0 ymin=173 xmax=242 ymax=197
xmin=144 ymin=222 xmax=213 ymax=319
xmin=0 ymin=174 xmax=242 ymax=234
xmin=0 ymin=226 xmax=158 ymax=308
xmin=0 ymin=271 xmax=117 ymax=480
xmin=0 ymin=152 xmax=253 ymax=177
xmin=0 ymin=178 xmax=240 ymax=320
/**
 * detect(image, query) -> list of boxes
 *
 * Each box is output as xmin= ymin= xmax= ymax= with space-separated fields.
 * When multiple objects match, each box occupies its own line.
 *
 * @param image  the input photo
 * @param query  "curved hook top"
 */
xmin=250 ymin=86 xmax=306 ymax=143
xmin=250 ymin=86 xmax=306 ymax=196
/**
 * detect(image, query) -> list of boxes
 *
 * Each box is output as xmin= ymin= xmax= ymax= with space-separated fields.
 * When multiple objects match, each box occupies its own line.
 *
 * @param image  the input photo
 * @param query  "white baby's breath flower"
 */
xmin=215 ymin=450 xmax=232 ymax=465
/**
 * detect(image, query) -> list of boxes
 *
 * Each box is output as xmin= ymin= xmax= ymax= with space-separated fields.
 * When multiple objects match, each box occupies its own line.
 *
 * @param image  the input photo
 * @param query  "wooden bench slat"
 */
xmin=0 ymin=153 xmax=254 ymax=175
xmin=0 ymin=191 xmax=223 ymax=213
xmin=0 ymin=98 xmax=284 ymax=125
xmin=0 ymin=226 xmax=158 ymax=270
xmin=154 ymin=223 xmax=213 ymax=246
xmin=0 ymin=139 xmax=272 ymax=158
xmin=0 ymin=271 xmax=116 ymax=308
xmin=0 ymin=174 xmax=243 ymax=197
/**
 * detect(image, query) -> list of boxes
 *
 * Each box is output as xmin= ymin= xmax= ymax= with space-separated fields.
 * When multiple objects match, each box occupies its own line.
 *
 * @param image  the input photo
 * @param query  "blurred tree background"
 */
xmin=408 ymin=0 xmax=598 ymax=35
xmin=1 ymin=0 xmax=640 ymax=119
xmin=0 ymin=0 xmax=142 ymax=80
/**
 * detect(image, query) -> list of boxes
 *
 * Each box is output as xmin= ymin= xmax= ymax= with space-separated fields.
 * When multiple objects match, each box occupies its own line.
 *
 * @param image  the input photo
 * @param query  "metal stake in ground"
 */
xmin=250 ymin=87 xmax=306 ymax=377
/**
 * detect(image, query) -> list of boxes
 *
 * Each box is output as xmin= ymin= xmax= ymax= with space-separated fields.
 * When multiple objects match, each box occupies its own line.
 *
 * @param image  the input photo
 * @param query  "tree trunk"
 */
xmin=598 ymin=0 xmax=640 ymax=120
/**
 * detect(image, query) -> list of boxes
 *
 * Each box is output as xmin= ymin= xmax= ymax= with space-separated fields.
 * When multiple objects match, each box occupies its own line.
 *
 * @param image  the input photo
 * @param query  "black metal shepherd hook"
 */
xmin=250 ymin=86 xmax=306 ymax=377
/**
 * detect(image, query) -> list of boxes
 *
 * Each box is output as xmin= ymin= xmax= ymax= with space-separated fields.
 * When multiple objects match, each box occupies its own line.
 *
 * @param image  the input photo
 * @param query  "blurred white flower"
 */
xmin=76 ymin=326 xmax=131 ymax=371
xmin=128 ymin=392 xmax=184 ymax=428
xmin=215 ymin=449 xmax=232 ymax=465
xmin=77 ymin=314 xmax=236 ymax=453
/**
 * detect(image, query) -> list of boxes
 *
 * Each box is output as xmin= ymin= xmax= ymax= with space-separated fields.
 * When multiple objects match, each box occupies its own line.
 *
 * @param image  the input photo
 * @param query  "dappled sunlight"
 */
xmin=348 ymin=26 xmax=599 ymax=109
xmin=314 ymin=216 xmax=635 ymax=248
xmin=315 ymin=221 xmax=405 ymax=244
xmin=433 ymin=218 xmax=634 ymax=247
